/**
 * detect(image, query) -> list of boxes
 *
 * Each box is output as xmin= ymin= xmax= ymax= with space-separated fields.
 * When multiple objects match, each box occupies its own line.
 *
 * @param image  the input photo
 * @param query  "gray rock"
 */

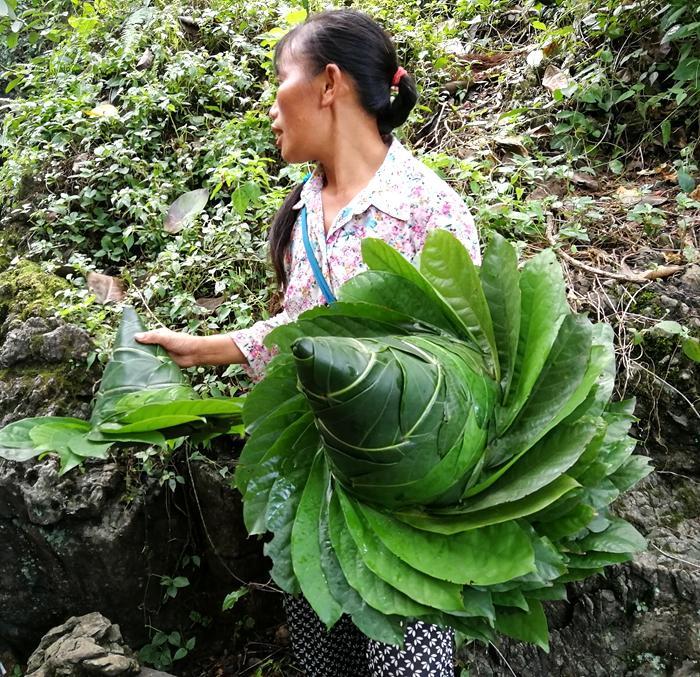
xmin=25 ymin=612 xmax=140 ymax=676
xmin=680 ymin=264 xmax=700 ymax=293
xmin=38 ymin=324 xmax=92 ymax=363
xmin=0 ymin=460 xmax=189 ymax=654
xmin=0 ymin=317 xmax=55 ymax=367
xmin=0 ymin=317 xmax=91 ymax=368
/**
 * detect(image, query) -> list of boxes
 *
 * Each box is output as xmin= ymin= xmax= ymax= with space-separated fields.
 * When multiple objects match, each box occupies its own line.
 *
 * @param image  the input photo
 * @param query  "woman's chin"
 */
xmin=282 ymin=148 xmax=311 ymax=164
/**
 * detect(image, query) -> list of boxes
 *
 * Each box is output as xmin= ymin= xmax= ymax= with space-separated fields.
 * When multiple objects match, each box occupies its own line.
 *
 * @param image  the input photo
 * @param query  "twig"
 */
xmin=546 ymin=217 xmax=686 ymax=283
xmin=631 ymin=361 xmax=700 ymax=420
xmin=131 ymin=288 xmax=167 ymax=328
xmin=651 ymin=543 xmax=700 ymax=570
xmin=489 ymin=642 xmax=519 ymax=677
xmin=656 ymin=470 xmax=698 ymax=484
xmin=184 ymin=448 xmax=249 ymax=587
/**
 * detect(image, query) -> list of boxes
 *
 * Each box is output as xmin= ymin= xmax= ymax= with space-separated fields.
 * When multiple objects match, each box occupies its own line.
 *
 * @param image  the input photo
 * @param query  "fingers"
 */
xmin=134 ymin=328 xmax=173 ymax=344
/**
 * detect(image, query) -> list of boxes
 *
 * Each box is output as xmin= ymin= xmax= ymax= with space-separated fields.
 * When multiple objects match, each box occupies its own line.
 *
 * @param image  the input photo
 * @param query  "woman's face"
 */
xmin=270 ymin=49 xmax=326 ymax=163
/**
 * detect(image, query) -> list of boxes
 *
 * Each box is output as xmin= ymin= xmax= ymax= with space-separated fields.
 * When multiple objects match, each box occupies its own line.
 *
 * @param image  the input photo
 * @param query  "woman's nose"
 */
xmin=269 ymin=100 xmax=278 ymax=120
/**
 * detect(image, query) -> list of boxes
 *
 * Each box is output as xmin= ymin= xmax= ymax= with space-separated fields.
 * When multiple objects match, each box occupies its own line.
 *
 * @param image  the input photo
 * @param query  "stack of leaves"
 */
xmin=236 ymin=231 xmax=652 ymax=650
xmin=0 ymin=307 xmax=243 ymax=473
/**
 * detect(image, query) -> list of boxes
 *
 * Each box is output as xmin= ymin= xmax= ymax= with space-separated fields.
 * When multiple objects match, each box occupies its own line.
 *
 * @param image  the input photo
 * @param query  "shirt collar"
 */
xmin=292 ymin=137 xmax=411 ymax=221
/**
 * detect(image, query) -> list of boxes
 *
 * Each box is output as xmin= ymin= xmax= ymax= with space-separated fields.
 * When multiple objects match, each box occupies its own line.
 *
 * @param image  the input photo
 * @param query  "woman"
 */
xmin=136 ymin=9 xmax=479 ymax=676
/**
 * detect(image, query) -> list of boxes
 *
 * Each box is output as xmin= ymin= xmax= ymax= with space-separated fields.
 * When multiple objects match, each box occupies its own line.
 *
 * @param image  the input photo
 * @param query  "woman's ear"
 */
xmin=320 ymin=63 xmax=343 ymax=107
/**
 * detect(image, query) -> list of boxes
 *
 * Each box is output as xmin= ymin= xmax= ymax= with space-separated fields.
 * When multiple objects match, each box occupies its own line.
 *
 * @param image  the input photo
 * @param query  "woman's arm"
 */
xmin=134 ymin=308 xmax=292 ymax=375
xmin=134 ymin=329 xmax=248 ymax=367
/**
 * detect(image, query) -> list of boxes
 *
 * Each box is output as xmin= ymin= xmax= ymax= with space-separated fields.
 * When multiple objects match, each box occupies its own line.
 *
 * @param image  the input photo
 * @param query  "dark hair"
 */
xmin=268 ymin=9 xmax=418 ymax=289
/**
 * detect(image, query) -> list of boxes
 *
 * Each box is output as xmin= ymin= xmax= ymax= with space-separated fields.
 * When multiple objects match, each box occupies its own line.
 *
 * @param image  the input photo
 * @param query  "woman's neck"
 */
xmin=317 ymin=122 xmax=390 ymax=201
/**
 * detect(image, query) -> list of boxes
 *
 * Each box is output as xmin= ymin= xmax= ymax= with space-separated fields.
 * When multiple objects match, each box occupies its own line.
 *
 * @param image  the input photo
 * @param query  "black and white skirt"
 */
xmin=284 ymin=595 xmax=455 ymax=676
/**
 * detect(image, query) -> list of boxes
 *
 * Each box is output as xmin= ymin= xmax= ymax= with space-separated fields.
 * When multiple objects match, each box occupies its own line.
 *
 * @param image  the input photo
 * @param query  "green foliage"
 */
xmin=634 ymin=319 xmax=700 ymax=364
xmin=0 ymin=0 xmax=696 ymax=404
xmin=236 ymin=231 xmax=651 ymax=648
xmin=222 ymin=587 xmax=248 ymax=611
xmin=542 ymin=0 xmax=700 ymax=162
xmin=139 ymin=627 xmax=196 ymax=671
xmin=160 ymin=574 xmax=190 ymax=600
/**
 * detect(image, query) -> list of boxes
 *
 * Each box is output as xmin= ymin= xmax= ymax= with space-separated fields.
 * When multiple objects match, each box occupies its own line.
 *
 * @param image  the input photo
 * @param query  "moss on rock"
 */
xmin=0 ymin=260 xmax=69 ymax=323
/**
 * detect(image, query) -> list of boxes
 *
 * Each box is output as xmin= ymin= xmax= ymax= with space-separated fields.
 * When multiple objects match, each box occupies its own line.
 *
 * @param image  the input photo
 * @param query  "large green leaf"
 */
xmin=100 ymin=414 xmax=206 ymax=434
xmin=120 ymin=398 xmax=243 ymax=423
xmin=337 ymin=271 xmax=457 ymax=334
xmin=358 ymin=502 xmax=535 ymax=585
xmin=29 ymin=419 xmax=112 ymax=459
xmin=337 ymin=489 xmax=465 ymax=612
xmin=264 ymin=472 xmax=305 ymax=595
xmin=242 ymin=353 xmax=300 ymax=431
xmin=498 ymin=249 xmax=568 ymax=433
xmin=608 ymin=455 xmax=653 ymax=492
xmin=319 ymin=491 xmax=405 ymax=645
xmin=290 ymin=453 xmax=343 ymax=628
xmin=112 ymin=385 xmax=197 ymax=415
xmin=486 ymin=314 xmax=593 ymax=467
xmin=236 ymin=395 xmax=309 ymax=496
xmin=266 ymin=302 xmax=421 ymax=354
xmin=480 ymin=232 xmax=521 ymax=399
xmin=536 ymin=503 xmax=597 ymax=542
xmin=243 ymin=414 xmax=317 ymax=534
xmin=398 ymin=476 xmax=579 ymax=534
xmin=360 ymin=238 xmax=472 ymax=339
xmin=494 ymin=599 xmax=549 ymax=652
xmin=0 ymin=417 xmax=86 ymax=455
xmin=329 ymin=493 xmax=431 ymax=617
xmin=576 ymin=518 xmax=646 ymax=553
xmin=466 ymin=418 xmax=599 ymax=510
xmin=420 ymin=229 xmax=498 ymax=378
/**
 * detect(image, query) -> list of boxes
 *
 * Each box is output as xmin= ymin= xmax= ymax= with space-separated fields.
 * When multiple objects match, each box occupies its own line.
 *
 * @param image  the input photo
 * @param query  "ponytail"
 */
xmin=377 ymin=73 xmax=419 ymax=137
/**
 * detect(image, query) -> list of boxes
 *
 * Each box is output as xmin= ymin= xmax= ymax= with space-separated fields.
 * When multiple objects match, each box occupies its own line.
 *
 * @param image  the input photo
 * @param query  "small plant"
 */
xmin=222 ymin=586 xmax=248 ymax=611
xmin=634 ymin=320 xmax=700 ymax=363
xmin=626 ymin=203 xmax=667 ymax=238
xmin=159 ymin=575 xmax=190 ymax=601
xmin=139 ymin=628 xmax=196 ymax=671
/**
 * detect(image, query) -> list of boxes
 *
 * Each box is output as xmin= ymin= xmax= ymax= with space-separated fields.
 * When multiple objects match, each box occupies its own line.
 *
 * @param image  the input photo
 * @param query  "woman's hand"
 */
xmin=134 ymin=328 xmax=203 ymax=367
xmin=135 ymin=329 xmax=248 ymax=367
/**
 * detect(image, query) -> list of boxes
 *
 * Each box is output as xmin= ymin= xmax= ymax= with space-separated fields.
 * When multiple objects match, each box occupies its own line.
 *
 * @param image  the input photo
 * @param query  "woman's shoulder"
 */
xmin=387 ymin=140 xmax=470 ymax=216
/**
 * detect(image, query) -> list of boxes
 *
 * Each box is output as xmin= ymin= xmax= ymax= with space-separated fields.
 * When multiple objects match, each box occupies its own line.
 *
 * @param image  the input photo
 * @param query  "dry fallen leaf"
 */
xmin=136 ymin=48 xmax=154 ymax=71
xmin=529 ymin=179 xmax=566 ymax=200
xmin=164 ymin=188 xmax=210 ymax=234
xmin=71 ymin=153 xmax=90 ymax=173
xmin=526 ymin=123 xmax=552 ymax=138
xmin=526 ymin=49 xmax=544 ymax=68
xmin=87 ymin=272 xmax=126 ymax=304
xmin=690 ymin=186 xmax=700 ymax=201
xmin=542 ymin=65 xmax=571 ymax=92
xmin=640 ymin=194 xmax=668 ymax=206
xmin=493 ymin=135 xmax=528 ymax=156
xmin=615 ymin=186 xmax=642 ymax=205
xmin=195 ymin=297 xmax=225 ymax=312
xmin=542 ymin=40 xmax=559 ymax=57
xmin=85 ymin=102 xmax=119 ymax=118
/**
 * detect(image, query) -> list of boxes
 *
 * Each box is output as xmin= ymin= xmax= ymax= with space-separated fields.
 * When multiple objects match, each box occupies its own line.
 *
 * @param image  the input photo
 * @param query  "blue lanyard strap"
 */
xmin=300 ymin=205 xmax=337 ymax=305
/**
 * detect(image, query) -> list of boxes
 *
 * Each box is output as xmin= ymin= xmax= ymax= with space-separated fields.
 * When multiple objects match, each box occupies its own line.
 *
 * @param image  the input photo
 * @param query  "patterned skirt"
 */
xmin=284 ymin=595 xmax=455 ymax=676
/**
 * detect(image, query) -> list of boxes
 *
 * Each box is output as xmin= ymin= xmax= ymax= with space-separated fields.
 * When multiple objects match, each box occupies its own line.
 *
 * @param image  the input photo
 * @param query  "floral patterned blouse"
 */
xmin=229 ymin=138 xmax=479 ymax=380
